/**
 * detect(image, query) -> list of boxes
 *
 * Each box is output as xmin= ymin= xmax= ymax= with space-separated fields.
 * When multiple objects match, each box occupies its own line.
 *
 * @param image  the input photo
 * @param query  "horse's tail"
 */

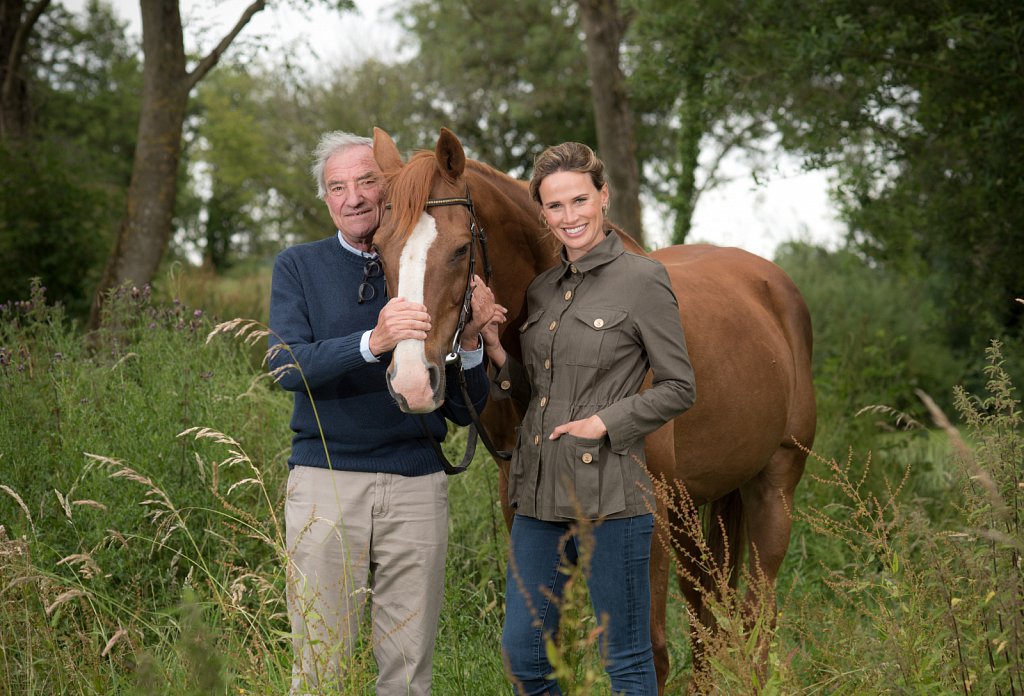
xmin=699 ymin=489 xmax=745 ymax=630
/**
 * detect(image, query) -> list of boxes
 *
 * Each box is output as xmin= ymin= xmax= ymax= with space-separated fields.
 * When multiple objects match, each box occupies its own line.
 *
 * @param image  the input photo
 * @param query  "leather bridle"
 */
xmin=422 ymin=192 xmax=493 ymax=364
xmin=381 ymin=187 xmax=511 ymax=473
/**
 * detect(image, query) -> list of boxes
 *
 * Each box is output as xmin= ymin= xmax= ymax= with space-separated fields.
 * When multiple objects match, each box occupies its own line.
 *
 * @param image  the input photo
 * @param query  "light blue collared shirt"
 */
xmin=337 ymin=232 xmax=483 ymax=368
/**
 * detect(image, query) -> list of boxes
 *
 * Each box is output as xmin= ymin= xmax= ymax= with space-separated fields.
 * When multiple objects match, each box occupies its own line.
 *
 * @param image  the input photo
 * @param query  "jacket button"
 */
xmin=548 ymin=320 xmax=557 ymax=331
xmin=500 ymin=380 xmax=511 ymax=390
xmin=593 ymin=318 xmax=605 ymax=328
xmin=581 ymin=452 xmax=593 ymax=463
xmin=570 ymin=264 xmax=578 ymax=274
xmin=544 ymin=358 xmax=551 ymax=369
xmin=564 ymin=290 xmax=572 ymax=301
xmin=539 ymin=396 xmax=547 ymax=408
xmin=533 ymin=435 xmax=541 ymax=446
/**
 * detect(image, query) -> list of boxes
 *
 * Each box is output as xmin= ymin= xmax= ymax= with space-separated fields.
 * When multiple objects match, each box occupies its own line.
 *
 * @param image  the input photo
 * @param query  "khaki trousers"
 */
xmin=285 ymin=466 xmax=449 ymax=695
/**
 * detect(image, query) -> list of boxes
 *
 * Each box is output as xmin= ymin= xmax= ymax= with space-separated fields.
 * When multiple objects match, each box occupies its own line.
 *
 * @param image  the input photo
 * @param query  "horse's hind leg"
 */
xmin=739 ymin=441 xmax=807 ymax=657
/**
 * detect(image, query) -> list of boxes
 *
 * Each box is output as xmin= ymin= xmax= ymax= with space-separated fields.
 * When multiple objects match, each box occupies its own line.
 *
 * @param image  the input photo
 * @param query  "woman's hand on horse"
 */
xmin=369 ymin=297 xmax=432 ymax=356
xmin=461 ymin=275 xmax=508 ymax=353
xmin=549 ymin=415 xmax=608 ymax=441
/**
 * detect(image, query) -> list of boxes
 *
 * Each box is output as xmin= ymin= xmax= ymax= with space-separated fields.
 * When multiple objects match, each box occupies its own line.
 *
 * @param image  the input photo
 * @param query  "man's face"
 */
xmin=323 ymin=145 xmax=382 ymax=251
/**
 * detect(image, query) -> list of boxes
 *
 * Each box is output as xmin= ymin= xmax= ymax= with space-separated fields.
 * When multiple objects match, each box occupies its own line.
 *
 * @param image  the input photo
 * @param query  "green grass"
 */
xmin=2 ymin=281 xmax=1022 ymax=694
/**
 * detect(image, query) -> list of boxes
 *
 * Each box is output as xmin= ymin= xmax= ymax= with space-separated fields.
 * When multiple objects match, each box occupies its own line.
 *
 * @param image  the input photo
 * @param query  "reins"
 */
xmin=382 ymin=187 xmax=511 ymax=474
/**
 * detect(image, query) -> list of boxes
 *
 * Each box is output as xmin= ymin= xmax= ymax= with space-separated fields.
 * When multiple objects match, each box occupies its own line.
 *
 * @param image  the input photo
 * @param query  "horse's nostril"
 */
xmin=428 ymin=364 xmax=441 ymax=395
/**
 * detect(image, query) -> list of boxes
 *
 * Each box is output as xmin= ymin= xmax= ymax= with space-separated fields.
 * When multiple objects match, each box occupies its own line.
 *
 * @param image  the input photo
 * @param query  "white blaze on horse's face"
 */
xmin=388 ymin=212 xmax=442 ymax=413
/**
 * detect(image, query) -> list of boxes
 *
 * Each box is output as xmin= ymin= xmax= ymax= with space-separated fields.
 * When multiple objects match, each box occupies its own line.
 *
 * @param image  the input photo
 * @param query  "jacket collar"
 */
xmin=555 ymin=230 xmax=624 ymax=279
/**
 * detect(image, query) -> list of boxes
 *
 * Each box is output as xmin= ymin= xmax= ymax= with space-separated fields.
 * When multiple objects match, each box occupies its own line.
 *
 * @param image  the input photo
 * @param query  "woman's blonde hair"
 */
xmin=528 ymin=142 xmax=606 ymax=205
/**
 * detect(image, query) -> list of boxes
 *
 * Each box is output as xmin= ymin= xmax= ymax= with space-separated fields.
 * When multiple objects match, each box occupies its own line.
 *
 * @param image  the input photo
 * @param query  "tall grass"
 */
xmin=2 ymin=281 xmax=1022 ymax=694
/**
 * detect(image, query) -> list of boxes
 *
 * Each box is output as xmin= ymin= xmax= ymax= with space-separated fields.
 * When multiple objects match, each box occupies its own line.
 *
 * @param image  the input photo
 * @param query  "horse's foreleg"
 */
xmin=481 ymin=398 xmax=521 ymax=532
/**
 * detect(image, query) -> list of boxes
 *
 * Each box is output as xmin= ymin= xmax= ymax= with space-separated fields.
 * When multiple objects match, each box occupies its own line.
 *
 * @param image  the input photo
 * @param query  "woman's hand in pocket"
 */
xmin=549 ymin=414 xmax=607 ymax=441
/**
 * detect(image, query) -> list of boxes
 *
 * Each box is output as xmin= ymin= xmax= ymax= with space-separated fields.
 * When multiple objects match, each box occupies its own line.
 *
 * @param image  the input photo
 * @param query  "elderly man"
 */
xmin=268 ymin=131 xmax=498 ymax=694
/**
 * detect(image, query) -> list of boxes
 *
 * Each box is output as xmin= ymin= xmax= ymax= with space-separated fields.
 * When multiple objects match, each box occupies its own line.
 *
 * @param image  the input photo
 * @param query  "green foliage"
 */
xmin=749 ymin=0 xmax=1024 ymax=350
xmin=400 ymin=0 xmax=596 ymax=175
xmin=2 ymin=263 xmax=1024 ymax=695
xmin=179 ymin=63 xmax=314 ymax=268
xmin=784 ymin=341 xmax=1024 ymax=693
xmin=0 ymin=144 xmax=110 ymax=316
xmin=0 ymin=281 xmax=293 ymax=693
xmin=776 ymin=241 xmax=963 ymax=452
xmin=29 ymin=0 xmax=141 ymax=192
xmin=0 ymin=1 xmax=141 ymax=318
xmin=626 ymin=0 xmax=778 ymax=244
xmin=0 ymin=282 xmax=512 ymax=694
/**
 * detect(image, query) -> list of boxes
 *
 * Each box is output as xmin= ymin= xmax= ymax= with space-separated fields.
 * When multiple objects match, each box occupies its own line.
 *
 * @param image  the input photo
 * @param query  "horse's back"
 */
xmin=650 ymin=244 xmax=815 ymax=503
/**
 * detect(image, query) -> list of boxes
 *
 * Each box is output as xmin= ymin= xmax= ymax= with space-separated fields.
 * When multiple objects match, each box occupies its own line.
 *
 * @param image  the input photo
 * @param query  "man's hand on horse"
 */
xmin=460 ymin=275 xmax=507 ymax=351
xmin=368 ymin=297 xmax=432 ymax=356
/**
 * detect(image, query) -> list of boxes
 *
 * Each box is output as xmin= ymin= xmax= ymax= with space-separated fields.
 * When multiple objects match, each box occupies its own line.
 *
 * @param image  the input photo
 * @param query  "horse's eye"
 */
xmin=452 ymin=244 xmax=470 ymax=261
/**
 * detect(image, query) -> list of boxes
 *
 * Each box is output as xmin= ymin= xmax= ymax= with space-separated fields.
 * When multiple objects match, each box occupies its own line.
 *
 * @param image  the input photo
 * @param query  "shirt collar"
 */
xmin=337 ymin=231 xmax=377 ymax=258
xmin=555 ymin=230 xmax=624 ymax=278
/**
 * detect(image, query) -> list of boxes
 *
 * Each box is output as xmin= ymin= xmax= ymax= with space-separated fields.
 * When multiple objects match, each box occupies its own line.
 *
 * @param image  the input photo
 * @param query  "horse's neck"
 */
xmin=470 ymin=166 xmax=559 ymax=353
xmin=472 ymin=165 xmax=559 ymax=275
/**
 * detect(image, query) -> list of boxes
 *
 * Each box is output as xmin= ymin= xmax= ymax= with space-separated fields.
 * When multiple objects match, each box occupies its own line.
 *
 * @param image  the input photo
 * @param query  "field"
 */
xmin=1 ymin=280 xmax=1022 ymax=695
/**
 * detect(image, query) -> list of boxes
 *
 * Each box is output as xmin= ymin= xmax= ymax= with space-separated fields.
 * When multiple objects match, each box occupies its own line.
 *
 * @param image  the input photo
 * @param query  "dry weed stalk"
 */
xmin=646 ymin=473 xmax=783 ymax=692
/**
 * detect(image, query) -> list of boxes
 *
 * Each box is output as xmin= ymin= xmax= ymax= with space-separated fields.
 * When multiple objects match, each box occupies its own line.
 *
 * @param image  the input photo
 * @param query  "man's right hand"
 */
xmin=368 ymin=297 xmax=432 ymax=356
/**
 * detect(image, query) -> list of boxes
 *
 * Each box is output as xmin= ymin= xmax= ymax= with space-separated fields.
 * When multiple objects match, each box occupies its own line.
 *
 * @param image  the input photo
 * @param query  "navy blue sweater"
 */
xmin=268 ymin=236 xmax=489 ymax=476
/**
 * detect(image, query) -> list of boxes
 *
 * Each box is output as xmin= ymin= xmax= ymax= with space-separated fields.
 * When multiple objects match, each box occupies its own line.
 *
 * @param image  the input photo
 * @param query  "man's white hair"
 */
xmin=310 ymin=131 xmax=374 ymax=199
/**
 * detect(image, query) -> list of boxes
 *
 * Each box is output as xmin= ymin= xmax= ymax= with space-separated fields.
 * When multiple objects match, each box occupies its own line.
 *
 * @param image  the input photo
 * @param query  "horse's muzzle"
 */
xmin=387 ymin=342 xmax=444 ymax=413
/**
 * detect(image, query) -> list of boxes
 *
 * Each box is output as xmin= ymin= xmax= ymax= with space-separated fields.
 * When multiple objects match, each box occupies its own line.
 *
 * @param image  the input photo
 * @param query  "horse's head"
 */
xmin=373 ymin=127 xmax=477 ymax=414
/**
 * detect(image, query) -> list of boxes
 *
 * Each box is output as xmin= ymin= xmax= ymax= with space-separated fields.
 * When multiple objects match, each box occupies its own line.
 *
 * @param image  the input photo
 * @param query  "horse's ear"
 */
xmin=373 ymin=127 xmax=403 ymax=175
xmin=435 ymin=127 xmax=465 ymax=181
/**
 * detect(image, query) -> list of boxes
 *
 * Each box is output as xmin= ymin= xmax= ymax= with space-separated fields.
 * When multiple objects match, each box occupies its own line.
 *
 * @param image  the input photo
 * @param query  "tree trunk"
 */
xmin=671 ymin=60 xmax=707 ymax=246
xmin=89 ymin=0 xmax=267 ymax=329
xmin=1 ymin=0 xmax=50 ymax=142
xmin=578 ymin=0 xmax=644 ymax=246
xmin=90 ymin=1 xmax=187 ymax=327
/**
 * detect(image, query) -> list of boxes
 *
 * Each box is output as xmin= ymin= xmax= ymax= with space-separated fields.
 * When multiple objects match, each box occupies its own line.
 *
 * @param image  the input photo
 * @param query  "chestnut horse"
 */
xmin=371 ymin=127 xmax=816 ymax=692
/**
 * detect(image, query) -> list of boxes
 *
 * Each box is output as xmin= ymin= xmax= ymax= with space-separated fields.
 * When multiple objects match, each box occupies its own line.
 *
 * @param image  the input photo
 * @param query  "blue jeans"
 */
xmin=502 ymin=513 xmax=657 ymax=696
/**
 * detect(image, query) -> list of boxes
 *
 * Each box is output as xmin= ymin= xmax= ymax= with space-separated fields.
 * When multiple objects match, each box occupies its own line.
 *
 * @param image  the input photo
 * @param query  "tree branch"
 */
xmin=2 ymin=0 xmax=51 ymax=104
xmin=184 ymin=0 xmax=266 ymax=92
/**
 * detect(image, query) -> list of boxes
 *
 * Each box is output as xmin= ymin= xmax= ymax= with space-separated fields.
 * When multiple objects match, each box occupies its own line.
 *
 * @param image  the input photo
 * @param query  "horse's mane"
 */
xmin=384 ymin=151 xmax=438 ymax=246
xmin=384 ymin=151 xmax=540 ymax=246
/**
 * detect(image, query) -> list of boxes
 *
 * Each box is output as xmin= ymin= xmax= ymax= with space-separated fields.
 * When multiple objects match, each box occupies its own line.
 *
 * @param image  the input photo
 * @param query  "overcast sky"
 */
xmin=66 ymin=0 xmax=845 ymax=259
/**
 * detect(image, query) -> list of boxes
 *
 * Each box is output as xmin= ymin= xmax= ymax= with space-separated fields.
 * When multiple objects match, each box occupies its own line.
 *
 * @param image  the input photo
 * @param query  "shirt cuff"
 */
xmin=459 ymin=343 xmax=484 ymax=369
xmin=360 ymin=330 xmax=380 ymax=363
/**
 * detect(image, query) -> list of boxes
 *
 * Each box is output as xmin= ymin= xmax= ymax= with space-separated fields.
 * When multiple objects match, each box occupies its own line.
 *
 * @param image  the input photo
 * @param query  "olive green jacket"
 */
xmin=492 ymin=231 xmax=696 ymax=521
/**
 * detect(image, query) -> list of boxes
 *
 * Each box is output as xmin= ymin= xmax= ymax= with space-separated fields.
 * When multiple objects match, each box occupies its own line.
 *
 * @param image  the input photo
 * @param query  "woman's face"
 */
xmin=538 ymin=170 xmax=609 ymax=262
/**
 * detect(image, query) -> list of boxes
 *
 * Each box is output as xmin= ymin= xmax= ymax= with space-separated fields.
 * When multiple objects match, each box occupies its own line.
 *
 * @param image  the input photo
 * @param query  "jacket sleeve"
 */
xmin=267 ymin=251 xmax=370 ymax=392
xmin=489 ymin=355 xmax=532 ymax=410
xmin=597 ymin=262 xmax=696 ymax=453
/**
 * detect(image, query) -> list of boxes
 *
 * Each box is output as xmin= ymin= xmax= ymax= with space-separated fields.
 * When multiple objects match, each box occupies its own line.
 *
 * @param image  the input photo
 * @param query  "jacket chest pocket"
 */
xmin=564 ymin=308 xmax=629 ymax=369
xmin=519 ymin=309 xmax=549 ymax=371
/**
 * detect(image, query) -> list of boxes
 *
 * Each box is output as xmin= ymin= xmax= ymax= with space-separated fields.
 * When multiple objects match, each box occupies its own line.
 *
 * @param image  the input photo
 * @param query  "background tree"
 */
xmin=627 ymin=0 xmax=779 ymax=245
xmin=89 ymin=0 xmax=354 ymax=329
xmin=730 ymin=0 xmax=1024 ymax=354
xmin=400 ymin=0 xmax=596 ymax=176
xmin=176 ymin=53 xmax=434 ymax=273
xmin=0 ymin=0 xmax=50 ymax=141
xmin=578 ymin=0 xmax=644 ymax=242
xmin=0 ymin=1 xmax=139 ymax=317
